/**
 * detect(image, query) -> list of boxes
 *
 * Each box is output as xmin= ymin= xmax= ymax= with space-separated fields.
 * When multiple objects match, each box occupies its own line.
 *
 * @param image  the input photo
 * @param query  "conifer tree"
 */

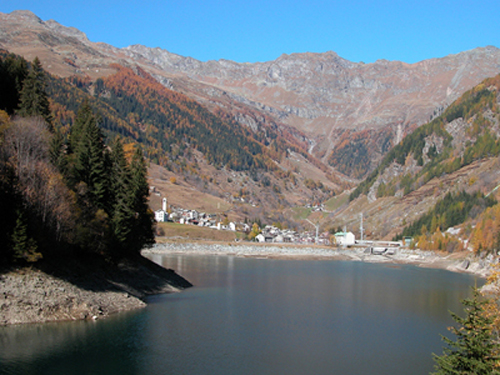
xmin=109 ymin=137 xmax=134 ymax=250
xmin=127 ymin=146 xmax=154 ymax=253
xmin=86 ymin=120 xmax=108 ymax=211
xmin=0 ymin=53 xmax=28 ymax=114
xmin=69 ymin=100 xmax=93 ymax=154
xmin=49 ymin=127 xmax=66 ymax=174
xmin=11 ymin=209 xmax=41 ymax=263
xmin=109 ymin=137 xmax=129 ymax=199
xmin=432 ymin=288 xmax=500 ymax=374
xmin=71 ymin=103 xmax=108 ymax=211
xmin=17 ymin=57 xmax=52 ymax=128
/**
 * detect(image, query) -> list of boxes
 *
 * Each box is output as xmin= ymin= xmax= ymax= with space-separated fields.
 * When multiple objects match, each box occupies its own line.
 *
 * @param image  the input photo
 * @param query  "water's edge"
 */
xmin=1 ymin=242 xmax=493 ymax=326
xmin=146 ymin=242 xmax=495 ymax=278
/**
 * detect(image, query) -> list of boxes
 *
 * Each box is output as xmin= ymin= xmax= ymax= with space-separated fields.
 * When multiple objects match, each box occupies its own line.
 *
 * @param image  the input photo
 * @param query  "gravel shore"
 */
xmin=144 ymin=242 xmax=497 ymax=278
xmin=0 ymin=255 xmax=192 ymax=326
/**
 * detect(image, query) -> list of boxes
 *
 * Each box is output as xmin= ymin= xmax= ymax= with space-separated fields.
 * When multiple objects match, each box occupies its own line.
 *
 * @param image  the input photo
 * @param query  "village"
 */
xmin=153 ymin=197 xmax=360 ymax=246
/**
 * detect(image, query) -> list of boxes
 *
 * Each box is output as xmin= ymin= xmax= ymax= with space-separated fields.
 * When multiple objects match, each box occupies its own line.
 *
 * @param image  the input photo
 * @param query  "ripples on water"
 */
xmin=0 ymin=255 xmax=480 ymax=375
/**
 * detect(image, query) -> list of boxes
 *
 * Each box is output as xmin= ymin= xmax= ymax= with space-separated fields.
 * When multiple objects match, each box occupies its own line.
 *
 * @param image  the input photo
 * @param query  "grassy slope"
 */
xmin=156 ymin=222 xmax=241 ymax=242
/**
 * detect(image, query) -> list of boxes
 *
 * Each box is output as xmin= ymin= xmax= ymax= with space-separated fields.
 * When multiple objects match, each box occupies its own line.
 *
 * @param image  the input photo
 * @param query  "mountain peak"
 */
xmin=5 ymin=10 xmax=42 ymax=24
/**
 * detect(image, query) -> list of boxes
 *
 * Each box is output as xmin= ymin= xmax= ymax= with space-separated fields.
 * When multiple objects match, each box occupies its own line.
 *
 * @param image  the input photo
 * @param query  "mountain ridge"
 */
xmin=3 ymin=9 xmax=500 ymax=179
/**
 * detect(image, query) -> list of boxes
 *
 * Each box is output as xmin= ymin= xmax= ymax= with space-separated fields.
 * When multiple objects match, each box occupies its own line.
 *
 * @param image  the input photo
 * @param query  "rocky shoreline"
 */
xmin=0 ymin=255 xmax=192 ymax=326
xmin=145 ymin=242 xmax=498 ymax=278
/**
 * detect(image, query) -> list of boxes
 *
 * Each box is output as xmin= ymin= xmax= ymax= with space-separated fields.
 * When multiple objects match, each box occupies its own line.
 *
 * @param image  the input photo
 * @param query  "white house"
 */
xmin=255 ymin=233 xmax=266 ymax=243
xmin=155 ymin=198 xmax=168 ymax=222
xmin=155 ymin=210 xmax=168 ymax=222
xmin=334 ymin=232 xmax=355 ymax=247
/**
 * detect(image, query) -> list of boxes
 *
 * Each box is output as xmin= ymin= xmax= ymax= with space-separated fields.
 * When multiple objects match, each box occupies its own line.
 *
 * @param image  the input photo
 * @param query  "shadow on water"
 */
xmin=0 ymin=310 xmax=146 ymax=375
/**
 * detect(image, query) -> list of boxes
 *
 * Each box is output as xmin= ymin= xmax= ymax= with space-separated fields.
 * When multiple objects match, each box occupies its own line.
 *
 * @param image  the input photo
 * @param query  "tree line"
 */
xmin=393 ymin=191 xmax=496 ymax=242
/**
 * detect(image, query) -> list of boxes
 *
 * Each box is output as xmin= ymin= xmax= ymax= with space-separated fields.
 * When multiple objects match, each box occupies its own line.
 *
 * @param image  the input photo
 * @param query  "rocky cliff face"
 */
xmin=2 ymin=10 xmax=500 ymax=177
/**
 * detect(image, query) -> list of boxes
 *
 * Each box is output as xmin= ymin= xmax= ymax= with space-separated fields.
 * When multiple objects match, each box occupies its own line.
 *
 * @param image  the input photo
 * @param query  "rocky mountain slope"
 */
xmin=324 ymin=74 xmax=500 ymax=241
xmin=2 ymin=10 xmax=500 ymax=179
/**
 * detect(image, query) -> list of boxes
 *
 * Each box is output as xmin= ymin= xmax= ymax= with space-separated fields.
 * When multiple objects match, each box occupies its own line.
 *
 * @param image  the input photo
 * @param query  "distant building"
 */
xmin=403 ymin=236 xmax=413 ymax=247
xmin=334 ymin=232 xmax=355 ymax=247
xmin=154 ymin=197 xmax=168 ymax=222
xmin=255 ymin=234 xmax=266 ymax=243
xmin=273 ymin=234 xmax=284 ymax=243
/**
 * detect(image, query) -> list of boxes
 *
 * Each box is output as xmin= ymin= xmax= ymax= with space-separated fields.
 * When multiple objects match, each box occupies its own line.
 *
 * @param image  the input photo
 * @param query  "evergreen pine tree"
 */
xmin=71 ymin=103 xmax=109 ymax=211
xmin=109 ymin=137 xmax=134 ymax=251
xmin=17 ymin=57 xmax=53 ymax=128
xmin=432 ymin=287 xmax=500 ymax=374
xmin=69 ymin=100 xmax=93 ymax=155
xmin=49 ymin=127 xmax=67 ymax=174
xmin=127 ymin=146 xmax=155 ymax=253
xmin=11 ymin=209 xmax=41 ymax=263
xmin=109 ymin=137 xmax=129 ymax=206
xmin=0 ymin=53 xmax=28 ymax=114
xmin=87 ymin=120 xmax=108 ymax=211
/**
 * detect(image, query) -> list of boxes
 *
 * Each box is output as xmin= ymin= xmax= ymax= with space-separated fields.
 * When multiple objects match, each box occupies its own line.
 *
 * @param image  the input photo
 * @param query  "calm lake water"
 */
xmin=0 ymin=254 xmax=480 ymax=375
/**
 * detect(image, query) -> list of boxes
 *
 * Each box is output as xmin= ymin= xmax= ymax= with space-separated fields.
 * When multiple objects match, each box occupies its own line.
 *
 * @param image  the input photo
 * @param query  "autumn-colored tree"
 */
xmin=1 ymin=116 xmax=78 ymax=256
xmin=0 ymin=56 xmax=162 ymax=263
xmin=248 ymin=223 xmax=261 ymax=240
xmin=470 ymin=204 xmax=500 ymax=255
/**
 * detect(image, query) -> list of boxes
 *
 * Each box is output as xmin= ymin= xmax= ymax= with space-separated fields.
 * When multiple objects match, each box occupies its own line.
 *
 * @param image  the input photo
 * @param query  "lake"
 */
xmin=0 ymin=254 xmax=480 ymax=375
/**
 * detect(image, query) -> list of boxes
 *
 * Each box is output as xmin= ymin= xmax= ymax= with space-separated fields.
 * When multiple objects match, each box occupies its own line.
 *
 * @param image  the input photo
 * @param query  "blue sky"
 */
xmin=1 ymin=0 xmax=499 ymax=64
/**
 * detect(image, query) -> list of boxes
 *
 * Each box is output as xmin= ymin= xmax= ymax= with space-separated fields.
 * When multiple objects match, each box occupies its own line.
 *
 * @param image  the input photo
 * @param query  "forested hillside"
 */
xmin=351 ymin=75 xmax=500 ymax=201
xmin=0 ymin=53 xmax=154 ymax=264
xmin=334 ymin=74 xmax=500 ymax=253
xmin=0 ymin=50 xmax=341 ymax=241
xmin=45 ymin=62 xmax=319 ymax=176
xmin=39 ymin=54 xmax=341 ymax=216
xmin=51 ymin=65 xmax=263 ymax=171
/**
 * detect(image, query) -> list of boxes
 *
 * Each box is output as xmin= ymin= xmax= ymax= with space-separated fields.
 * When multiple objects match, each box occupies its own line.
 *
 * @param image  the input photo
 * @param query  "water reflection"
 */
xmin=0 ymin=310 xmax=145 ymax=375
xmin=141 ymin=255 xmax=479 ymax=375
xmin=0 ymin=255 xmax=480 ymax=375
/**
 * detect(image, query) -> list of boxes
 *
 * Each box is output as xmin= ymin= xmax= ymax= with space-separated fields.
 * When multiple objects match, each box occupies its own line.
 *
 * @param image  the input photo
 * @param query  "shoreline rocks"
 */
xmin=0 ymin=268 xmax=146 ymax=325
xmin=0 ymin=255 xmax=192 ymax=326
